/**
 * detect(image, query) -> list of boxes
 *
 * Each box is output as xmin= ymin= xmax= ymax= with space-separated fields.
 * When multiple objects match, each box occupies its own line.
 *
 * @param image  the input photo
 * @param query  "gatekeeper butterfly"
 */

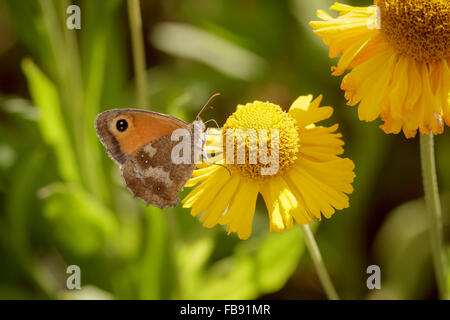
xmin=95 ymin=95 xmax=219 ymax=208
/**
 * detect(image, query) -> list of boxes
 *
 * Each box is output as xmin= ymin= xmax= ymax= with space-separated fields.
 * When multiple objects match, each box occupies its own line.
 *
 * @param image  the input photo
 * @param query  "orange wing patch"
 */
xmin=110 ymin=112 xmax=187 ymax=155
xmin=95 ymin=109 xmax=189 ymax=164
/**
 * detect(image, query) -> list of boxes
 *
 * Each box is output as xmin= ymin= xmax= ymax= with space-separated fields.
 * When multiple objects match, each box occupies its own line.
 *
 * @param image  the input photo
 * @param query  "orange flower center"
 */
xmin=377 ymin=0 xmax=450 ymax=62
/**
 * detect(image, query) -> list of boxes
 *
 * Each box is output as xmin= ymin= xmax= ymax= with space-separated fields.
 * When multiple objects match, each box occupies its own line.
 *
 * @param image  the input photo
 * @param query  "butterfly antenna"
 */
xmin=203 ymin=118 xmax=221 ymax=129
xmin=196 ymin=93 xmax=221 ymax=120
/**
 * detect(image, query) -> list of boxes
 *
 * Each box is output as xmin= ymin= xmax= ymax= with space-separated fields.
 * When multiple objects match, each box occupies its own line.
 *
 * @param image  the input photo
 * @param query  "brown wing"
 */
xmin=121 ymin=132 xmax=195 ymax=208
xmin=95 ymin=109 xmax=189 ymax=165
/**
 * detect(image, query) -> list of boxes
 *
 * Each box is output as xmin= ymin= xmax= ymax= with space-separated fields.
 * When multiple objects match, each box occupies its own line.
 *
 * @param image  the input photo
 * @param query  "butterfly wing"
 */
xmin=95 ymin=109 xmax=190 ymax=165
xmin=96 ymin=108 xmax=201 ymax=208
xmin=121 ymin=130 xmax=196 ymax=208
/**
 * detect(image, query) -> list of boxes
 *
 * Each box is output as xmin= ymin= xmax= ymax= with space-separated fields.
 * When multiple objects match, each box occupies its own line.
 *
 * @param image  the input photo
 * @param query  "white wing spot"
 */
xmin=143 ymin=143 xmax=157 ymax=158
xmin=134 ymin=165 xmax=173 ymax=187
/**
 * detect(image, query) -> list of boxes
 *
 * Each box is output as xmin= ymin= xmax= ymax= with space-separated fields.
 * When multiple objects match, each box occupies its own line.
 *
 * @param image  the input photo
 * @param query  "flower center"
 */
xmin=377 ymin=0 xmax=450 ymax=62
xmin=222 ymin=101 xmax=300 ymax=181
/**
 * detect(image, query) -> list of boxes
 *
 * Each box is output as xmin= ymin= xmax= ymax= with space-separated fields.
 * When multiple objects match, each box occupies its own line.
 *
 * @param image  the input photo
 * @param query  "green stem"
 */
xmin=127 ymin=0 xmax=148 ymax=107
xmin=420 ymin=133 xmax=447 ymax=299
xmin=300 ymin=224 xmax=339 ymax=300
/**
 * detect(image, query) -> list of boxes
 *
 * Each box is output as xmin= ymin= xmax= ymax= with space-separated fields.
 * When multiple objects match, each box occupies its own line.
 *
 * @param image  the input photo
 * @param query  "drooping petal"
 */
xmin=218 ymin=179 xmax=259 ymax=240
xmin=260 ymin=177 xmax=295 ymax=233
xmin=310 ymin=4 xmax=379 ymax=62
xmin=200 ymin=175 xmax=240 ymax=228
xmin=189 ymin=168 xmax=232 ymax=216
xmin=287 ymin=166 xmax=337 ymax=219
xmin=261 ymin=176 xmax=311 ymax=233
xmin=185 ymin=165 xmax=220 ymax=187
xmin=182 ymin=167 xmax=226 ymax=210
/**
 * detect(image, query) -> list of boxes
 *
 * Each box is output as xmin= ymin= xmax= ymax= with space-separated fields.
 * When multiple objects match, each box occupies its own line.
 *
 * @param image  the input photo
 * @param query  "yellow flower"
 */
xmin=182 ymin=96 xmax=355 ymax=240
xmin=310 ymin=0 xmax=450 ymax=138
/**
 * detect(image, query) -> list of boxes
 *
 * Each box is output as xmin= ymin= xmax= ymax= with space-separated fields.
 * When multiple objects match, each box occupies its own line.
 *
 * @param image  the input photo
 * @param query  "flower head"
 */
xmin=222 ymin=101 xmax=300 ymax=180
xmin=310 ymin=0 xmax=450 ymax=138
xmin=182 ymin=96 xmax=355 ymax=240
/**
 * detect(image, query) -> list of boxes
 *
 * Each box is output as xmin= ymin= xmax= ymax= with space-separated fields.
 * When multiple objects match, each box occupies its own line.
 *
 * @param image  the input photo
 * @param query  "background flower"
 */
xmin=310 ymin=0 xmax=450 ymax=138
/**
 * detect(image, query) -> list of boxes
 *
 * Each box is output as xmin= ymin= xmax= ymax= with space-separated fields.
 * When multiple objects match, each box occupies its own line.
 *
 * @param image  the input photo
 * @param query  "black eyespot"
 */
xmin=116 ymin=119 xmax=128 ymax=132
xmin=156 ymin=186 xmax=162 ymax=192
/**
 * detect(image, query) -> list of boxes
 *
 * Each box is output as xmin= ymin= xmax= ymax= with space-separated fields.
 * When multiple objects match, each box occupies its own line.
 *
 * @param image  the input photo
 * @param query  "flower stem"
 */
xmin=300 ymin=224 xmax=339 ymax=300
xmin=420 ymin=133 xmax=447 ymax=299
xmin=127 ymin=0 xmax=148 ymax=107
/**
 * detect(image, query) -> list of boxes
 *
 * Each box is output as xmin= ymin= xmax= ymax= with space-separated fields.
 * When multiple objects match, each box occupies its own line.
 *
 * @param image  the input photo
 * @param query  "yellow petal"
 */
xmin=200 ymin=175 xmax=240 ymax=228
xmin=185 ymin=164 xmax=221 ymax=187
xmin=261 ymin=176 xmax=311 ymax=233
xmin=182 ymin=167 xmax=226 ymax=209
xmin=218 ymin=179 xmax=259 ymax=240
xmin=190 ymin=168 xmax=231 ymax=216
xmin=289 ymin=95 xmax=334 ymax=129
xmin=289 ymin=95 xmax=313 ymax=112
xmin=300 ymin=125 xmax=345 ymax=161
xmin=297 ymin=157 xmax=355 ymax=194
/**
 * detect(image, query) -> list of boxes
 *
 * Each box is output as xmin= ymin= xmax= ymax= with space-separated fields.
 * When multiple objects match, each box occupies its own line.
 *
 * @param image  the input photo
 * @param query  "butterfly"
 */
xmin=95 ymin=95 xmax=220 ymax=208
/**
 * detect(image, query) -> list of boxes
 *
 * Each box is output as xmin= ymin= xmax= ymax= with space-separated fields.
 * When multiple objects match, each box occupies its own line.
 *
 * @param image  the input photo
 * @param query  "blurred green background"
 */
xmin=0 ymin=0 xmax=449 ymax=300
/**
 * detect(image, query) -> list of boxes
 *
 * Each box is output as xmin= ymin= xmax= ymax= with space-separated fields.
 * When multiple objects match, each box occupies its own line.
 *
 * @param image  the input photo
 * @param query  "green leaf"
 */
xmin=151 ymin=22 xmax=267 ymax=81
xmin=41 ymin=183 xmax=118 ymax=257
xmin=5 ymin=149 xmax=45 ymax=259
xmin=134 ymin=205 xmax=171 ymax=299
xmin=3 ymin=0 xmax=55 ymax=74
xmin=22 ymin=59 xmax=80 ymax=183
xmin=193 ymin=228 xmax=305 ymax=299
xmin=371 ymin=198 xmax=435 ymax=299
xmin=176 ymin=232 xmax=216 ymax=299
xmin=256 ymin=228 xmax=305 ymax=293
xmin=0 ymin=285 xmax=34 ymax=300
